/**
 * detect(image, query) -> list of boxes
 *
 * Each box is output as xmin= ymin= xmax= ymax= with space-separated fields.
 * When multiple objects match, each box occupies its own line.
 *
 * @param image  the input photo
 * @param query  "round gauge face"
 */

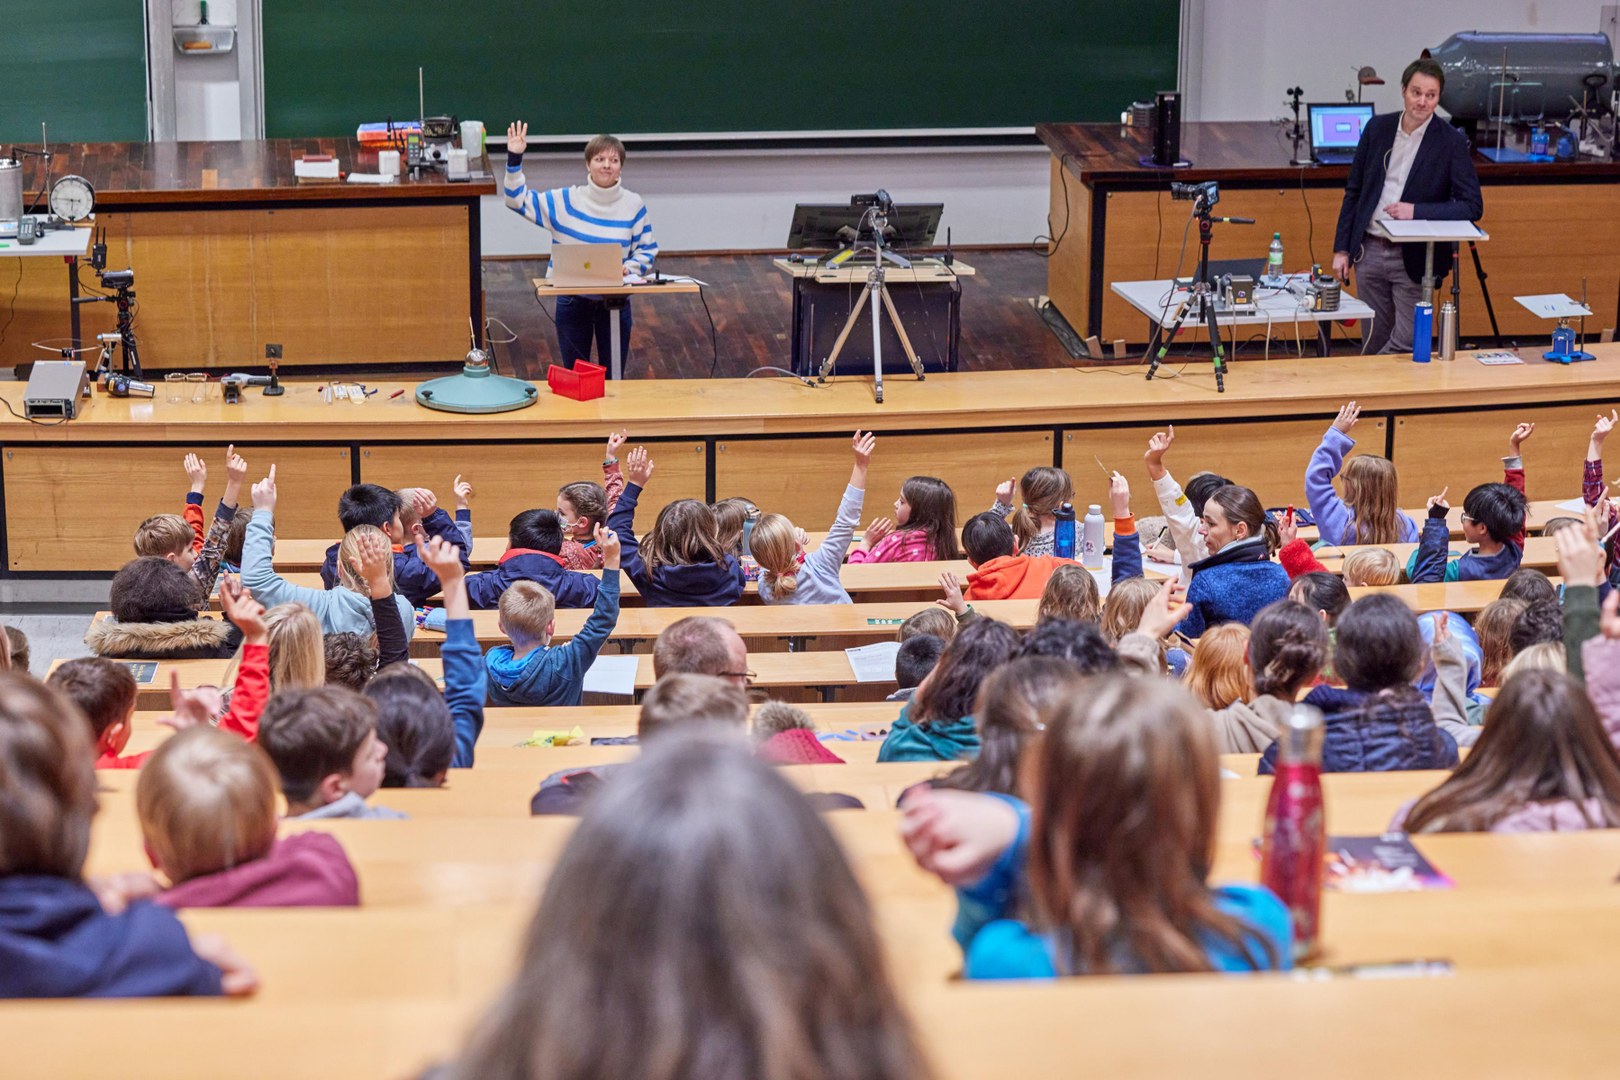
xmin=50 ymin=175 xmax=96 ymax=222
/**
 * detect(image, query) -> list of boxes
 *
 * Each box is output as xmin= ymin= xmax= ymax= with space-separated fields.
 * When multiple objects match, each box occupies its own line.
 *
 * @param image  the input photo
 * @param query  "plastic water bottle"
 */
xmin=1260 ymin=705 xmax=1326 ymax=962
xmin=1265 ymin=232 xmax=1284 ymax=285
xmin=1053 ymin=502 xmax=1076 ymax=559
xmin=1530 ymin=124 xmax=1550 ymax=158
xmin=1080 ymin=504 xmax=1104 ymax=569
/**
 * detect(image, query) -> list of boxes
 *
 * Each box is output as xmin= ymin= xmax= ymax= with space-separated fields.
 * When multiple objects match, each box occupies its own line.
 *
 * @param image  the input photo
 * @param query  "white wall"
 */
xmin=481 ymin=144 xmax=1050 ymax=256
xmin=1183 ymin=0 xmax=1617 ymax=121
xmin=163 ymin=0 xmax=248 ymax=140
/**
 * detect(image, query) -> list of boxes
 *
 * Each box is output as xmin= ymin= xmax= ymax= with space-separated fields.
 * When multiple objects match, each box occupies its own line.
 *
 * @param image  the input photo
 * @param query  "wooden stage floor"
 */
xmin=481 ymin=248 xmax=1372 ymax=381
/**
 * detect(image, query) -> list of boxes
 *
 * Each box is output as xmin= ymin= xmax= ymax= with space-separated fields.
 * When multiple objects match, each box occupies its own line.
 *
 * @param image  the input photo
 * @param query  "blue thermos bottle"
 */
xmin=1412 ymin=302 xmax=1433 ymax=363
xmin=1053 ymin=502 xmax=1076 ymax=559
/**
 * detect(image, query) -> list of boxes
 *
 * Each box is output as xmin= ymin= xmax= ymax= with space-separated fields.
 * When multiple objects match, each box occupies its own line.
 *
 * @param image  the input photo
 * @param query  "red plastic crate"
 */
xmin=547 ymin=359 xmax=606 ymax=401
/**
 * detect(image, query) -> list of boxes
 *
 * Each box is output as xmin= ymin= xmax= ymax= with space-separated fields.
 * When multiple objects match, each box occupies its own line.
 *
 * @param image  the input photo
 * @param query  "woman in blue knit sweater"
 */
xmin=1176 ymin=485 xmax=1291 ymax=639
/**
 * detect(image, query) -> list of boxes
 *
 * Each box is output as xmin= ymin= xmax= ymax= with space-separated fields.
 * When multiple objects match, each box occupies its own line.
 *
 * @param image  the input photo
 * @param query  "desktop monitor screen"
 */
xmin=1309 ymin=103 xmax=1375 ymax=150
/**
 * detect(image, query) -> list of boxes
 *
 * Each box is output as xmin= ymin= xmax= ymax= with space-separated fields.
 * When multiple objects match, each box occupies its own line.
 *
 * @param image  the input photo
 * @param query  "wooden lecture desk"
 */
xmin=1 ymin=138 xmax=492 ymax=373
xmin=1037 ymin=119 xmax=1620 ymax=345
xmin=7 ymin=349 xmax=1620 ymax=573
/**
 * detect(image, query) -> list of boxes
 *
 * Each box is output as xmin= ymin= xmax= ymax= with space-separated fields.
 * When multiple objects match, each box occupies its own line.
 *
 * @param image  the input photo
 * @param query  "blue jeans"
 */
xmin=555 ymin=295 xmax=632 ymax=375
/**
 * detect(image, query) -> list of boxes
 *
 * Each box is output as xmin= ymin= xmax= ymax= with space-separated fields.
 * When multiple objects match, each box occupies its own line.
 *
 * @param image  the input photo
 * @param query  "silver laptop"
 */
xmin=550 ymin=243 xmax=624 ymax=287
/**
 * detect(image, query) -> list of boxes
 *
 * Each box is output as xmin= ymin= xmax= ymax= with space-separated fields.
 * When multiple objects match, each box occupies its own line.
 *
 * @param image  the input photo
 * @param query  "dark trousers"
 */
xmin=555 ymin=295 xmax=632 ymax=374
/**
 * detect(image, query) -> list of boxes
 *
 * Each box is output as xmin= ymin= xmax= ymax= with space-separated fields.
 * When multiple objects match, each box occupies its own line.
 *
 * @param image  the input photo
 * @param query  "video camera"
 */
xmin=99 ymin=268 xmax=134 ymax=289
xmin=1170 ymin=180 xmax=1220 ymax=209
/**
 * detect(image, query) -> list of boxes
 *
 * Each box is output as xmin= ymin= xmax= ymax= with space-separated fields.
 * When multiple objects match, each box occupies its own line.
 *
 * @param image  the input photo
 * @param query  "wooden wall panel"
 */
xmin=1062 ymin=416 xmax=1383 ymax=510
xmin=1045 ymin=156 xmax=1094 ymax=337
xmin=1391 ymin=403 xmax=1600 ymax=506
xmin=358 ymin=440 xmax=707 ymax=537
xmin=715 ymin=430 xmax=1055 ymax=527
xmin=3 ymin=444 xmax=352 ymax=571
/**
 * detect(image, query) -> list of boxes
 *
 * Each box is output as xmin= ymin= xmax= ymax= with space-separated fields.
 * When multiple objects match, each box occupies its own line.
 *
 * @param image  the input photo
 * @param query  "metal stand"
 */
xmin=816 ymin=201 xmax=925 ymax=403
xmin=1466 ymin=239 xmax=1503 ymax=341
xmin=1143 ymin=198 xmax=1249 ymax=393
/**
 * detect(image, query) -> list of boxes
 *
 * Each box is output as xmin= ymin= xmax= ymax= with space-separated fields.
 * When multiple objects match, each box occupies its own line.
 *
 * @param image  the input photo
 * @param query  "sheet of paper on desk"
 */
xmin=846 ymin=641 xmax=901 ymax=683
xmin=1374 ymin=219 xmax=1483 ymax=240
xmin=583 ymin=654 xmax=639 ymax=696
xmin=1475 ymin=350 xmax=1524 ymax=365
xmin=1557 ymin=496 xmax=1591 ymax=513
xmin=1144 ymin=556 xmax=1183 ymax=578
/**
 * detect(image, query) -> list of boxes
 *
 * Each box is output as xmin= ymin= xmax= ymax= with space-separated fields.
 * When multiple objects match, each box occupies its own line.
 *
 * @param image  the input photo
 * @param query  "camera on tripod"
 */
xmin=1170 ymin=180 xmax=1220 ymax=208
xmin=99 ymin=269 xmax=134 ymax=289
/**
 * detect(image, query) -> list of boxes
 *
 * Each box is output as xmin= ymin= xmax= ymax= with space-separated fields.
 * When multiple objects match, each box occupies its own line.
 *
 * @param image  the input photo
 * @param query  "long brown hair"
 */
xmin=934 ymin=657 xmax=1081 ymax=797
xmin=1184 ymin=623 xmax=1252 ymax=709
xmin=1099 ymin=576 xmax=1160 ymax=645
xmin=644 ymin=499 xmax=730 ymax=574
xmin=0 ymin=673 xmax=98 ymax=879
xmin=1339 ymin=455 xmax=1401 ymax=545
xmin=911 ymin=618 xmax=1020 ymax=727
xmin=1475 ymin=596 xmax=1528 ymax=687
xmin=1403 ymin=670 xmax=1620 ymax=833
xmin=1011 ymin=467 xmax=1074 ymax=551
xmin=1022 ymin=677 xmax=1275 ymax=973
xmin=899 ymin=477 xmax=961 ymax=560
xmin=448 ymin=738 xmax=933 ymax=1080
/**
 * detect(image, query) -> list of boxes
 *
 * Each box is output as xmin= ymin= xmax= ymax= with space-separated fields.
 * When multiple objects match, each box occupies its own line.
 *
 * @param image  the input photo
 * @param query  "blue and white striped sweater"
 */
xmin=504 ymin=165 xmax=659 ymax=273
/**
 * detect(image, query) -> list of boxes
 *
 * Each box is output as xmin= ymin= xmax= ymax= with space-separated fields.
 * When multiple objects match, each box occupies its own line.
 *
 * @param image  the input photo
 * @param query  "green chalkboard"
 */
xmin=0 ymin=1 xmax=147 ymax=144
xmin=264 ymin=2 xmax=1179 ymax=138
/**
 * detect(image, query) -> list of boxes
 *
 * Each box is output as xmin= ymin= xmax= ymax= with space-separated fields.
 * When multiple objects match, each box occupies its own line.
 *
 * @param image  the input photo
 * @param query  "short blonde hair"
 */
xmin=1501 ymin=640 xmax=1566 ymax=680
xmin=336 ymin=525 xmax=394 ymax=596
xmin=134 ymin=513 xmax=192 ymax=558
xmin=395 ymin=488 xmax=423 ymax=532
xmin=899 ymin=607 xmax=957 ymax=644
xmin=1341 ymin=548 xmax=1400 ymax=587
xmin=137 ymin=726 xmax=278 ymax=884
xmin=1038 ymin=564 xmax=1102 ymax=624
xmin=1100 ymin=576 xmax=1161 ymax=644
xmin=500 ymin=580 xmax=556 ymax=643
xmin=1184 ymin=623 xmax=1253 ymax=709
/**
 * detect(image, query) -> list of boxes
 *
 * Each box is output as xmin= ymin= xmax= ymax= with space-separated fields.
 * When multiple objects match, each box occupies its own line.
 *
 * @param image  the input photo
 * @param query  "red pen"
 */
xmin=389 ymin=389 xmax=405 ymax=400
xmin=1285 ymin=505 xmax=1295 ymax=525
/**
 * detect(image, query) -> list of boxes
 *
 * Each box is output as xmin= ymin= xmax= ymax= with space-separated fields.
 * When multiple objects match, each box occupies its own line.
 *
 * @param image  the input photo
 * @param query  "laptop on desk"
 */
xmin=1308 ymin=102 xmax=1374 ymax=165
xmin=549 ymin=243 xmax=624 ymax=287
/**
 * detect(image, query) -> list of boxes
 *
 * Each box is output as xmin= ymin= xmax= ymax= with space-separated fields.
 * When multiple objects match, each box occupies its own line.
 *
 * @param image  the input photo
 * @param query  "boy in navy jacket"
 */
xmin=319 ymin=484 xmax=472 ymax=606
xmin=465 ymin=510 xmax=601 ymax=611
xmin=1410 ymin=424 xmax=1531 ymax=584
xmin=486 ymin=525 xmax=622 ymax=707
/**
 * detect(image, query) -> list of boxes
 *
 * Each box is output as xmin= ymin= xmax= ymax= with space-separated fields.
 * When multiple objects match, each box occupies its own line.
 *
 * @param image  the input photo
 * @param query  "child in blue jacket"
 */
xmin=318 ymin=483 xmax=472 ymax=606
xmin=900 ymin=676 xmax=1290 ymax=978
xmin=608 ymin=447 xmax=746 ymax=607
xmin=465 ymin=509 xmax=601 ymax=611
xmin=486 ymin=525 xmax=623 ymax=707
xmin=1409 ymin=423 xmax=1532 ymax=584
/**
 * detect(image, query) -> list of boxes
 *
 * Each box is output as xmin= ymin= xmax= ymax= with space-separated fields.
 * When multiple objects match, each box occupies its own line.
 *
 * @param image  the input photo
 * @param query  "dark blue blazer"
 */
xmin=1332 ymin=112 xmax=1483 ymax=285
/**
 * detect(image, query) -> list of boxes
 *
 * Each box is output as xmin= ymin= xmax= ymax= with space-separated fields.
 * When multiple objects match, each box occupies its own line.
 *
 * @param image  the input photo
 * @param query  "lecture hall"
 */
xmin=6 ymin=1 xmax=1620 ymax=1076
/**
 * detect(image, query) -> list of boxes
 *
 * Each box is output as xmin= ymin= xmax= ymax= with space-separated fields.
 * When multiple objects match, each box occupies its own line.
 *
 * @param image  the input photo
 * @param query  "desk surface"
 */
xmin=1112 ymin=277 xmax=1375 ymax=328
xmin=0 ymin=224 xmax=91 ymax=258
xmin=17 ymin=138 xmax=495 ymax=206
xmin=532 ymin=277 xmax=701 ymax=297
xmin=772 ymin=256 xmax=976 ymax=282
xmin=14 ymin=347 xmax=1620 ymax=442
xmin=1036 ymin=120 xmax=1620 ymax=185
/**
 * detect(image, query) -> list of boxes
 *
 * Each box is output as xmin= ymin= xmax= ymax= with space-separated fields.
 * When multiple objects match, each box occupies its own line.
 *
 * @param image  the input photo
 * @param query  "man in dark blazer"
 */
xmin=1332 ymin=58 xmax=1483 ymax=355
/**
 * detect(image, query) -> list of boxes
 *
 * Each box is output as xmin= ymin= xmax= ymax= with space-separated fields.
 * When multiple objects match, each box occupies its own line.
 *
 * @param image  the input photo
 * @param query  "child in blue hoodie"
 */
xmin=317 ymin=482 xmax=472 ymax=606
xmin=486 ymin=525 xmax=623 ymax=707
xmin=0 ymin=673 xmax=255 ymax=998
xmin=1304 ymin=401 xmax=1419 ymax=546
xmin=465 ymin=509 xmax=600 ymax=611
xmin=609 ymin=447 xmax=746 ymax=607
xmin=1409 ymin=423 xmax=1532 ymax=584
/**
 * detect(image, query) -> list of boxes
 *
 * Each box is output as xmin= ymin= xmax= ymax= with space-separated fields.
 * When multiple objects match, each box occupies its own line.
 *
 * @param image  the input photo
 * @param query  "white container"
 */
xmin=377 ymin=149 xmax=401 ymax=175
xmin=1080 ymin=504 xmax=1105 ymax=569
xmin=447 ymin=148 xmax=470 ymax=180
xmin=459 ymin=120 xmax=485 ymax=155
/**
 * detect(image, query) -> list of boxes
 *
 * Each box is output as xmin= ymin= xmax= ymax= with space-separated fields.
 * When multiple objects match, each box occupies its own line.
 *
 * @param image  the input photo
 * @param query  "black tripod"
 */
xmin=1144 ymin=198 xmax=1254 ymax=393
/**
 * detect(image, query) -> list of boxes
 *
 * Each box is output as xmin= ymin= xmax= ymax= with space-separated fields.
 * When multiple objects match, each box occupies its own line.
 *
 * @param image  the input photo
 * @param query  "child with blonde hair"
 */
xmin=991 ymin=466 xmax=1074 ymax=557
xmin=751 ymin=432 xmax=875 ymax=605
xmin=133 ymin=447 xmax=250 ymax=610
xmin=1341 ymin=547 xmax=1400 ymax=587
xmin=134 ymin=727 xmax=358 ymax=908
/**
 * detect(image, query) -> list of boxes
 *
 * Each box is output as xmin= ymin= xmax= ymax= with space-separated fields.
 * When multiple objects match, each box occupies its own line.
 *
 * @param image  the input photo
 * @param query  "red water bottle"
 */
xmin=1259 ymin=705 xmax=1326 ymax=961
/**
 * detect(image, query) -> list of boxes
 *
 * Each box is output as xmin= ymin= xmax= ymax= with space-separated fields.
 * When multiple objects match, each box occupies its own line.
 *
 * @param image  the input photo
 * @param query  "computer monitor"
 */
xmin=1307 ymin=103 xmax=1375 ymax=152
xmin=786 ymin=200 xmax=945 ymax=251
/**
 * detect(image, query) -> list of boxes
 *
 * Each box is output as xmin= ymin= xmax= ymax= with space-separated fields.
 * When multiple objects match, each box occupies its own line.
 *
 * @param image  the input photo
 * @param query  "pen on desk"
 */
xmin=389 ymin=389 xmax=405 ymax=400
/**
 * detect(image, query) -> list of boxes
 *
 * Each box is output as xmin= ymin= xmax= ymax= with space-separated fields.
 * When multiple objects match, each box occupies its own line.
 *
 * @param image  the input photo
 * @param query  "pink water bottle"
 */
xmin=1259 ymin=704 xmax=1326 ymax=961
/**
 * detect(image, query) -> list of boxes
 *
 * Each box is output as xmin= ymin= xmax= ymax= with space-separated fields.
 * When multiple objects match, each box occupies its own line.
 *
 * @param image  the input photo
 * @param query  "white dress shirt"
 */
xmin=1375 ymin=112 xmax=1434 ymax=222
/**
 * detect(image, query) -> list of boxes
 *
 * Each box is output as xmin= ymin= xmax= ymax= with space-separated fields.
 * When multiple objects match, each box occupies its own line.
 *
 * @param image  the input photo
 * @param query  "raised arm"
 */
xmin=420 ymin=537 xmax=486 ymax=768
xmin=239 ymin=466 xmax=304 ymax=610
xmin=501 ymin=121 xmax=559 ymax=231
xmin=1305 ymin=403 xmax=1360 ymax=546
xmin=557 ymin=525 xmax=624 ymax=683
xmin=810 ymin=431 xmax=874 ymax=576
xmin=356 ymin=530 xmax=409 ymax=669
xmin=1109 ymin=472 xmax=1143 ymax=584
xmin=1144 ymin=425 xmax=1204 ymax=575
xmin=215 ymin=578 xmax=270 ymax=742
xmin=607 ymin=447 xmax=654 ymax=582
xmin=1409 ymin=488 xmax=1452 ymax=585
